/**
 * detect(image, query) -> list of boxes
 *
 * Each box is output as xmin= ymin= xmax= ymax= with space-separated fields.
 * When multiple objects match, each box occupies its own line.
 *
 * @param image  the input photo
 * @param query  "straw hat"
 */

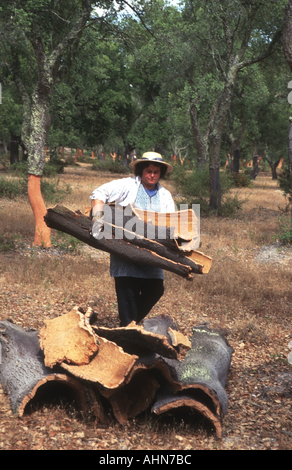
xmin=129 ymin=152 xmax=173 ymax=173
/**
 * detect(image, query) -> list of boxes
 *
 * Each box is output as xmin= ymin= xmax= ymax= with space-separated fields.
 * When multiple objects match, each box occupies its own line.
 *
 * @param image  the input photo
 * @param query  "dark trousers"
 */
xmin=114 ymin=277 xmax=164 ymax=327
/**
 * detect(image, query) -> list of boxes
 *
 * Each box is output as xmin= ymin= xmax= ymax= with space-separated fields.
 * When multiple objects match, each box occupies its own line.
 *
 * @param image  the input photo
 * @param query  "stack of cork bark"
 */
xmin=0 ymin=309 xmax=234 ymax=438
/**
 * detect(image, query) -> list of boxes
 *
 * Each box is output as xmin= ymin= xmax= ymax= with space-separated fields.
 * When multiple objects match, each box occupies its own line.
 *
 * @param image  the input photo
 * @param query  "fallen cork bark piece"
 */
xmin=107 ymin=370 xmax=160 ymax=425
xmin=122 ymin=353 xmax=182 ymax=392
xmin=178 ymin=323 xmax=234 ymax=416
xmin=152 ymin=388 xmax=223 ymax=438
xmin=60 ymin=336 xmax=138 ymax=397
xmin=93 ymin=322 xmax=178 ymax=359
xmin=39 ymin=307 xmax=99 ymax=368
xmin=167 ymin=328 xmax=192 ymax=350
xmin=184 ymin=250 xmax=212 ymax=275
xmin=18 ymin=374 xmax=97 ymax=419
xmin=142 ymin=315 xmax=191 ymax=350
xmin=0 ymin=320 xmax=98 ymax=419
xmin=150 ymin=323 xmax=234 ymax=438
xmin=142 ymin=314 xmax=178 ymax=339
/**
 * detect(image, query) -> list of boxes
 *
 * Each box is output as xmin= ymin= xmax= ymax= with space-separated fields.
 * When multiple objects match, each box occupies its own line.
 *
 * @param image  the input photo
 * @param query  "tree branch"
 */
xmin=120 ymin=0 xmax=155 ymax=37
xmin=46 ymin=0 xmax=92 ymax=82
xmin=48 ymin=10 xmax=71 ymax=24
xmin=238 ymin=28 xmax=282 ymax=70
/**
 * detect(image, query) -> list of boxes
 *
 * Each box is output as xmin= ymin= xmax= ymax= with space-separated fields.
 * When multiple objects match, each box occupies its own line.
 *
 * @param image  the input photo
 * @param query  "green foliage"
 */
xmin=91 ymin=159 xmax=129 ymax=175
xmin=229 ymin=172 xmax=252 ymax=188
xmin=9 ymin=162 xmax=28 ymax=177
xmin=0 ymin=155 xmax=9 ymax=171
xmin=0 ymin=171 xmax=71 ymax=202
xmin=172 ymin=164 xmax=211 ymax=213
xmin=0 ymin=232 xmax=17 ymax=252
xmin=10 ymin=159 xmax=65 ymax=177
xmin=278 ymin=167 xmax=292 ymax=206
xmin=275 ymin=215 xmax=292 ymax=245
xmin=0 ymin=0 xmax=290 ymax=203
xmin=51 ymin=232 xmax=82 ymax=254
xmin=172 ymin=164 xmax=243 ymax=216
xmin=44 ymin=156 xmax=66 ymax=177
xmin=218 ymin=193 xmax=244 ymax=217
xmin=0 ymin=177 xmax=26 ymax=199
xmin=0 ymin=87 xmax=23 ymax=144
xmin=40 ymin=178 xmax=72 ymax=204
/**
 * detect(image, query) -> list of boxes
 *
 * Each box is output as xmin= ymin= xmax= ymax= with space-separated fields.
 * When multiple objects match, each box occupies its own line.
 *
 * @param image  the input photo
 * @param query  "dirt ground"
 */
xmin=0 ymin=165 xmax=292 ymax=450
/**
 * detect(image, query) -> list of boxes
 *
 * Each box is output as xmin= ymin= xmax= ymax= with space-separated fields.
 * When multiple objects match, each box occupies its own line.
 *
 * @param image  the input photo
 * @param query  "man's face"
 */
xmin=141 ymin=164 xmax=161 ymax=190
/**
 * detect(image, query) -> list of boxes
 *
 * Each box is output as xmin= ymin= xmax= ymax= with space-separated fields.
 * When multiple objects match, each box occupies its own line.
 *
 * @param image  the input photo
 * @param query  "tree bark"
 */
xmin=209 ymin=165 xmax=222 ymax=210
xmin=93 ymin=323 xmax=178 ymax=360
xmin=0 ymin=320 xmax=98 ymax=419
xmin=284 ymin=0 xmax=292 ymax=72
xmin=208 ymin=74 xmax=236 ymax=209
xmin=233 ymin=148 xmax=240 ymax=174
xmin=10 ymin=133 xmax=20 ymax=165
xmin=189 ymin=104 xmax=208 ymax=168
xmin=251 ymin=155 xmax=260 ymax=180
xmin=44 ymin=205 xmax=212 ymax=278
xmin=268 ymin=159 xmax=280 ymax=180
xmin=151 ymin=322 xmax=234 ymax=438
xmin=39 ymin=307 xmax=99 ymax=368
xmin=122 ymin=143 xmax=135 ymax=167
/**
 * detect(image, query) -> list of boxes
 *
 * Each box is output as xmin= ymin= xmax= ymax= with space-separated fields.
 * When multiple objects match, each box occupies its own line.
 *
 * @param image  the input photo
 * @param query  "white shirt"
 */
xmin=90 ymin=176 xmax=176 ymax=213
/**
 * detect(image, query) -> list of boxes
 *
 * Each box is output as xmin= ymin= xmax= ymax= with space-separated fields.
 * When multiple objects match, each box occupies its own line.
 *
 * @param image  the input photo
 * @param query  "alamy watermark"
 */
xmin=92 ymin=204 xmax=200 ymax=250
xmin=288 ymin=81 xmax=292 ymax=104
xmin=0 ymin=343 xmax=2 ymax=365
xmin=0 ymin=82 xmax=2 ymax=104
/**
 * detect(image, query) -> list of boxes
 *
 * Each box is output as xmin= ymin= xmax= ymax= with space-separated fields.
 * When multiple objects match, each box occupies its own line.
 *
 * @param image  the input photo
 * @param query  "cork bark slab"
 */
xmin=93 ymin=322 xmax=178 ymax=359
xmin=39 ymin=307 xmax=99 ymax=368
xmin=61 ymin=336 xmax=138 ymax=396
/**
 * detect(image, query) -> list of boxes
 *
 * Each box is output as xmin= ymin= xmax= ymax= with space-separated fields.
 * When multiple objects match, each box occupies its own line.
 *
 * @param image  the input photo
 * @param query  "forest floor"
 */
xmin=0 ymin=165 xmax=292 ymax=450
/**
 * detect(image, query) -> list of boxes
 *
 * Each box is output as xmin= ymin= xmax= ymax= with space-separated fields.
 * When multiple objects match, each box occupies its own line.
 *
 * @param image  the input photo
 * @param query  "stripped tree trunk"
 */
xmin=28 ymin=175 xmax=51 ymax=247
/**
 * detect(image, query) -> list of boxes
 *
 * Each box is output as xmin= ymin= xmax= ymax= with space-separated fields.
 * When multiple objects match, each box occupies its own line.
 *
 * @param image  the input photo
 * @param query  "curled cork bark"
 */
xmin=0 ymin=320 xmax=98 ymax=419
xmin=39 ymin=307 xmax=99 ymax=368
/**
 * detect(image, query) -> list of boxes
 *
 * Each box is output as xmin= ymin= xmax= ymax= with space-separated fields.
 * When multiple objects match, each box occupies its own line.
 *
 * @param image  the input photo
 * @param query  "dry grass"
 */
xmin=0 ymin=165 xmax=292 ymax=450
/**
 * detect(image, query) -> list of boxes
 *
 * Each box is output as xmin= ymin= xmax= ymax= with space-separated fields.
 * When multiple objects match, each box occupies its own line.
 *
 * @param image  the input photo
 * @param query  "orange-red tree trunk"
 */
xmin=28 ymin=175 xmax=51 ymax=247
